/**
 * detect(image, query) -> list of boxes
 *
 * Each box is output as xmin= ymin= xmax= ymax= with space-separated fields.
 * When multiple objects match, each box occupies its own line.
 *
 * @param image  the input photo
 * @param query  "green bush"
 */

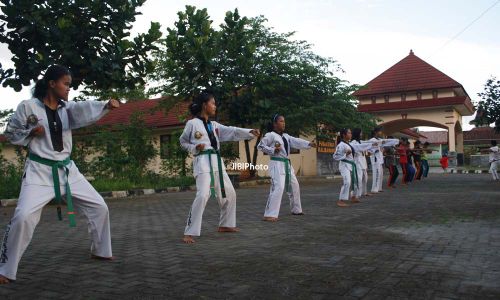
xmin=0 ymin=145 xmax=25 ymax=199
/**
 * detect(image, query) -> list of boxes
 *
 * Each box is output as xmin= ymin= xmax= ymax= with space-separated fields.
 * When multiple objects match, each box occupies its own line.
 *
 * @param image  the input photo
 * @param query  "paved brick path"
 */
xmin=0 ymin=174 xmax=499 ymax=299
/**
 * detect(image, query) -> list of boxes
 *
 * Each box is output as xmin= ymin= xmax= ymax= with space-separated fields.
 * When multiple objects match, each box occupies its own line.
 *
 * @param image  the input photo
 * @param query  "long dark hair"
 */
xmin=266 ymin=113 xmax=284 ymax=132
xmin=32 ymin=65 xmax=71 ymax=100
xmin=189 ymin=91 xmax=214 ymax=116
xmin=352 ymin=128 xmax=362 ymax=143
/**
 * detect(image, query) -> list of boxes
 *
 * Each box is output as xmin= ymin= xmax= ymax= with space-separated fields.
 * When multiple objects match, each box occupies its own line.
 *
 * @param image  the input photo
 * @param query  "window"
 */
xmin=160 ymin=134 xmax=172 ymax=159
xmin=401 ymin=93 xmax=406 ymax=101
xmin=432 ymin=90 xmax=438 ymax=99
xmin=371 ymin=96 xmax=376 ymax=104
xmin=384 ymin=95 xmax=389 ymax=103
xmin=417 ymin=91 xmax=422 ymax=100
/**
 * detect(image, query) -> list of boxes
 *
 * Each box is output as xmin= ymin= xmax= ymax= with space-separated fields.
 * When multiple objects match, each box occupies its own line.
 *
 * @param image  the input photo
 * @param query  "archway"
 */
xmin=379 ymin=119 xmax=448 ymax=135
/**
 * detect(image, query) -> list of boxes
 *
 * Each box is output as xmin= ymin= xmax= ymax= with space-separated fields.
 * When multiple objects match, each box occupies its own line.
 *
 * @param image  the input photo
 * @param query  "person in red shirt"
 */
xmin=440 ymin=153 xmax=449 ymax=174
xmin=397 ymin=137 xmax=409 ymax=185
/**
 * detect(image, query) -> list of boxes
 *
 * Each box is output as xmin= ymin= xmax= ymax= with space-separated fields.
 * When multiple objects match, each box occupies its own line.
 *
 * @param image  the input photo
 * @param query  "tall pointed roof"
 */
xmin=353 ymin=50 xmax=463 ymax=96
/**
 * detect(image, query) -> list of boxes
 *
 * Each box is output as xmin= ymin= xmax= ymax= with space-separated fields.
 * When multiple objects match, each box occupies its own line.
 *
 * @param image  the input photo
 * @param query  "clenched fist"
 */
xmin=106 ymin=99 xmax=120 ymax=110
xmin=30 ymin=125 xmax=45 ymax=137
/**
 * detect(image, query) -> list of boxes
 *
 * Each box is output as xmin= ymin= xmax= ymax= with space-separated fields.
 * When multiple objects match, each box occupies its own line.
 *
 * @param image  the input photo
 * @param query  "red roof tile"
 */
xmin=353 ymin=50 xmax=462 ymax=96
xmin=399 ymin=129 xmax=427 ymax=139
xmin=463 ymin=127 xmax=500 ymax=141
xmin=420 ymin=131 xmax=448 ymax=144
xmin=95 ymin=97 xmax=188 ymax=129
xmin=358 ymin=96 xmax=474 ymax=114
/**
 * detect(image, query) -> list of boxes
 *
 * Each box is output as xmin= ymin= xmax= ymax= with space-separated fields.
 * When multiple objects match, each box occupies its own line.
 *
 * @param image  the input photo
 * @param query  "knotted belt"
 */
xmin=195 ymin=149 xmax=226 ymax=198
xmin=341 ymin=159 xmax=358 ymax=190
xmin=271 ymin=157 xmax=291 ymax=193
xmin=28 ymin=153 xmax=76 ymax=227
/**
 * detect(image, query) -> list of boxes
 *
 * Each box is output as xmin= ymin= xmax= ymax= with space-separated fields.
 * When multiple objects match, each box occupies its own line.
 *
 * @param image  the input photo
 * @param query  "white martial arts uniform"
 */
xmin=257 ymin=131 xmax=311 ymax=218
xmin=368 ymin=138 xmax=399 ymax=193
xmin=333 ymin=141 xmax=374 ymax=201
xmin=350 ymin=140 xmax=374 ymax=198
xmin=489 ymin=146 xmax=500 ymax=181
xmin=180 ymin=117 xmax=255 ymax=236
xmin=0 ymin=98 xmax=112 ymax=281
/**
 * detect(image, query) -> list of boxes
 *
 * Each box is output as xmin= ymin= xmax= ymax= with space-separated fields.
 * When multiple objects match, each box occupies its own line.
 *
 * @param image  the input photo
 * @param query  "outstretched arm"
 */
xmin=288 ymin=135 xmax=314 ymax=150
xmin=66 ymin=99 xmax=119 ymax=129
xmin=351 ymin=142 xmax=375 ymax=152
xmin=216 ymin=122 xmax=258 ymax=142
xmin=382 ymin=138 xmax=400 ymax=147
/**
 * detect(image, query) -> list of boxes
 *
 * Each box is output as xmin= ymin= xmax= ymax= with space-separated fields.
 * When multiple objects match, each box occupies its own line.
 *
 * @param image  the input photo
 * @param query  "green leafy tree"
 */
xmin=151 ymin=6 xmax=218 ymax=98
xmin=152 ymin=6 xmax=376 ymax=177
xmin=0 ymin=0 xmax=161 ymax=92
xmin=472 ymin=76 xmax=500 ymax=131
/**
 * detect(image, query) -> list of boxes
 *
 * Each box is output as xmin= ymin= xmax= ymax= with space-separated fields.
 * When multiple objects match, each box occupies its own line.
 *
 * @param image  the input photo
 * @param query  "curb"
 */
xmin=0 ymin=180 xmax=272 ymax=208
xmin=450 ymin=169 xmax=490 ymax=174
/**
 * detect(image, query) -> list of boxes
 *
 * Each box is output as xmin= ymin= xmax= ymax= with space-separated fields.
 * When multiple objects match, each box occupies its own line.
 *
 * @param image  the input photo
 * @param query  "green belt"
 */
xmin=341 ymin=159 xmax=358 ymax=190
xmin=195 ymin=149 xmax=226 ymax=199
xmin=28 ymin=153 xmax=76 ymax=227
xmin=271 ymin=157 xmax=291 ymax=193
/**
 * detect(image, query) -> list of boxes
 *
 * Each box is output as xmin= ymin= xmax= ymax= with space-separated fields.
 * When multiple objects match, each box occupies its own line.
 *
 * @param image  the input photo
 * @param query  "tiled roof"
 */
xmin=353 ymin=50 xmax=462 ymax=96
xmin=399 ymin=129 xmax=427 ymax=139
xmin=463 ymin=127 xmax=500 ymax=141
xmin=420 ymin=131 xmax=448 ymax=144
xmin=95 ymin=97 xmax=188 ymax=128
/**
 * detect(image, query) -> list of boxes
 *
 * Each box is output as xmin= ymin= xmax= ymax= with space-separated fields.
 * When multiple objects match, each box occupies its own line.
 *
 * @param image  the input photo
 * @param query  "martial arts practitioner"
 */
xmin=484 ymin=140 xmax=499 ymax=181
xmin=0 ymin=65 xmax=119 ymax=284
xmin=350 ymin=128 xmax=374 ymax=201
xmin=257 ymin=114 xmax=317 ymax=222
xmin=368 ymin=127 xmax=399 ymax=193
xmin=180 ymin=92 xmax=260 ymax=243
xmin=384 ymin=136 xmax=399 ymax=189
xmin=333 ymin=129 xmax=377 ymax=207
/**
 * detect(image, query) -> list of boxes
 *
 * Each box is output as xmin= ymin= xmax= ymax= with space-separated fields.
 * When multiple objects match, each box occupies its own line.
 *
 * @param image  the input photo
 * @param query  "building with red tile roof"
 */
xmin=354 ymin=50 xmax=475 ymax=166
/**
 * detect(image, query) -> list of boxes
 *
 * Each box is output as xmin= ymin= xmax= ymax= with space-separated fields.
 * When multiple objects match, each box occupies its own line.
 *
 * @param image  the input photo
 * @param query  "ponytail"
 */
xmin=189 ymin=91 xmax=214 ymax=116
xmin=32 ymin=65 xmax=71 ymax=100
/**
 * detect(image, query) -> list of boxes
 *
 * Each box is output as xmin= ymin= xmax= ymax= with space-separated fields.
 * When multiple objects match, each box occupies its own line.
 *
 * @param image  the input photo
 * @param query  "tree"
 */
xmin=472 ymin=76 xmax=500 ymax=131
xmin=151 ymin=6 xmax=376 ymax=176
xmin=151 ymin=6 xmax=218 ymax=98
xmin=0 ymin=0 xmax=162 ymax=93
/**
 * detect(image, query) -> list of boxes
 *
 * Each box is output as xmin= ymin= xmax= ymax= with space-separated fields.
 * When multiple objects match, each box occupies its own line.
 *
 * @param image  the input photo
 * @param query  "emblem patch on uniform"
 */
xmin=194 ymin=131 xmax=203 ymax=139
xmin=26 ymin=114 xmax=39 ymax=127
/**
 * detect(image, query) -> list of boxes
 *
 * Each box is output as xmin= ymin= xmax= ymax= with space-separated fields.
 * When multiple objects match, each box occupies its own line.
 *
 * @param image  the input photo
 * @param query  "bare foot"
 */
xmin=351 ymin=197 xmax=361 ymax=203
xmin=378 ymin=190 xmax=384 ymax=193
xmin=291 ymin=212 xmax=305 ymax=215
xmin=183 ymin=235 xmax=196 ymax=244
xmin=218 ymin=227 xmax=240 ymax=232
xmin=263 ymin=217 xmax=279 ymax=222
xmin=91 ymin=254 xmax=115 ymax=261
xmin=364 ymin=193 xmax=372 ymax=197
xmin=337 ymin=200 xmax=350 ymax=207
xmin=0 ymin=274 xmax=11 ymax=284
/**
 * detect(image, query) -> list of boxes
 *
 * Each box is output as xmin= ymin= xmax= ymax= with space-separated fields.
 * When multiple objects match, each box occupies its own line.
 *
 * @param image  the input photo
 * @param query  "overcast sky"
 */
xmin=1 ymin=0 xmax=499 ymax=131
